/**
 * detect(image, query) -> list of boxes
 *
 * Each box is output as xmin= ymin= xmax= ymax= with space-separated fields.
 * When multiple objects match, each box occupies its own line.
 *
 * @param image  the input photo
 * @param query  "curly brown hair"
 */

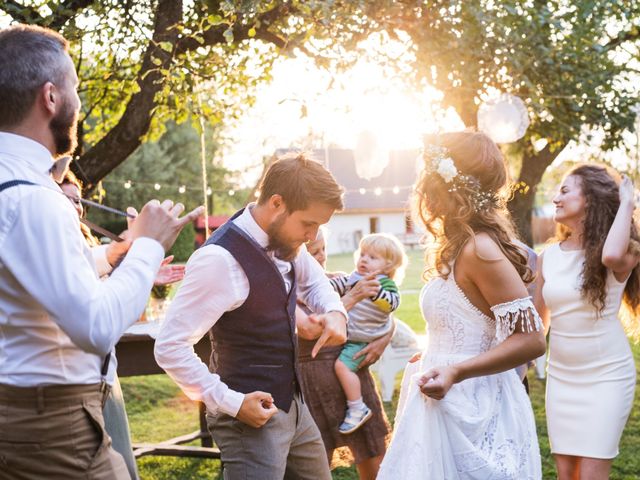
xmin=414 ymin=131 xmax=532 ymax=283
xmin=555 ymin=164 xmax=640 ymax=317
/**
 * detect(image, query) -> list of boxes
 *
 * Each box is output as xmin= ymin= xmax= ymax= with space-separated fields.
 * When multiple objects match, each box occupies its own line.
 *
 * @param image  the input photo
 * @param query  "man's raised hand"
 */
xmin=128 ymin=200 xmax=204 ymax=253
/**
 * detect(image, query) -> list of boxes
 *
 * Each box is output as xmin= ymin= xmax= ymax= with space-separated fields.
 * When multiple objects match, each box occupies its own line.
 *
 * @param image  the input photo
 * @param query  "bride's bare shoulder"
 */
xmin=459 ymin=232 xmax=505 ymax=266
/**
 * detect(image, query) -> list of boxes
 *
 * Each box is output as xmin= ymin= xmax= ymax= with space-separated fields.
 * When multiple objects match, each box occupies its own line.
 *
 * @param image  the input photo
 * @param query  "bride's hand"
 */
xmin=417 ymin=365 xmax=460 ymax=400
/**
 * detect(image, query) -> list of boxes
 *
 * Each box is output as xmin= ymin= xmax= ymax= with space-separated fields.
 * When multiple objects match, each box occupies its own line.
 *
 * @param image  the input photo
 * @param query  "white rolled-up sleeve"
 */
xmin=154 ymin=245 xmax=247 ymax=417
xmin=1 ymin=189 xmax=163 ymax=356
xmin=91 ymin=244 xmax=113 ymax=277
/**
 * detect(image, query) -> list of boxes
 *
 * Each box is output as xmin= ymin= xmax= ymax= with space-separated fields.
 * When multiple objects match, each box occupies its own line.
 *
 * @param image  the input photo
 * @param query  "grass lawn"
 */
xmin=122 ymin=249 xmax=640 ymax=479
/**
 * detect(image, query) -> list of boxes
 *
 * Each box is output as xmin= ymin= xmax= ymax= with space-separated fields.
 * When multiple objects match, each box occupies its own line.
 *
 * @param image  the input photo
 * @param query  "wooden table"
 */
xmin=115 ymin=322 xmax=221 ymax=459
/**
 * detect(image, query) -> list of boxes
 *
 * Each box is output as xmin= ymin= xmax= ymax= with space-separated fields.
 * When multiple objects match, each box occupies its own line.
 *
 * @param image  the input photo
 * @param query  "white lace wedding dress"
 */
xmin=378 ymin=271 xmax=542 ymax=479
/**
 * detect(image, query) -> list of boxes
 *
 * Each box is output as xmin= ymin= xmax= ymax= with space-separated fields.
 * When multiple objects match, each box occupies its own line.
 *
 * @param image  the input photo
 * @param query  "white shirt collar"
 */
xmin=0 ymin=132 xmax=53 ymax=175
xmin=234 ymin=203 xmax=270 ymax=249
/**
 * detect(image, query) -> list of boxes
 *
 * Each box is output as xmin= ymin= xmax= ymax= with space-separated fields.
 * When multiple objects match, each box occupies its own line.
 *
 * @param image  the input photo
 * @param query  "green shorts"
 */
xmin=338 ymin=341 xmax=368 ymax=372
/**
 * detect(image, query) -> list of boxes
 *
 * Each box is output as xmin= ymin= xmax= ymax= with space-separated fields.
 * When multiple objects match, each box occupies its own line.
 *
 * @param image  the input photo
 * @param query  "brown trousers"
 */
xmin=0 ymin=383 xmax=130 ymax=480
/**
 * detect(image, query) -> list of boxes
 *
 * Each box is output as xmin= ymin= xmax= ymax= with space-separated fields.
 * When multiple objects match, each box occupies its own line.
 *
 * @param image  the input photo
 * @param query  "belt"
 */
xmin=0 ymin=382 xmax=111 ymax=413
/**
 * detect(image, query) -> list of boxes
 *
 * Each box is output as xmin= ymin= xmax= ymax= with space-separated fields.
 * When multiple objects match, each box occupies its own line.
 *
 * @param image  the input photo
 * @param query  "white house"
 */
xmin=279 ymin=148 xmax=424 ymax=254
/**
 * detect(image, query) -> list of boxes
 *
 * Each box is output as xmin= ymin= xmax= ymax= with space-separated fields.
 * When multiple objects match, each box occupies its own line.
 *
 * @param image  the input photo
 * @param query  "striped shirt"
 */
xmin=330 ymin=272 xmax=400 ymax=342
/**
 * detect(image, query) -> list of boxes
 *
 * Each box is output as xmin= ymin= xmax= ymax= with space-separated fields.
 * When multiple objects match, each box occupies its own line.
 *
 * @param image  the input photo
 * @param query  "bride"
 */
xmin=378 ymin=131 xmax=545 ymax=479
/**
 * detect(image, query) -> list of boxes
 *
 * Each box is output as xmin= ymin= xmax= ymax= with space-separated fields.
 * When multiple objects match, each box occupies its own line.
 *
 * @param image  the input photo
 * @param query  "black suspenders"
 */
xmin=1 ymin=178 xmax=112 ymax=382
xmin=0 ymin=179 xmax=36 ymax=192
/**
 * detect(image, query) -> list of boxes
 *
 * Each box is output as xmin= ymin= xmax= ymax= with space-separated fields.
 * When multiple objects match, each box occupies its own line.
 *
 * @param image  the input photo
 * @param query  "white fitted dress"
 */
xmin=543 ymin=243 xmax=636 ymax=458
xmin=378 ymin=271 xmax=542 ymax=479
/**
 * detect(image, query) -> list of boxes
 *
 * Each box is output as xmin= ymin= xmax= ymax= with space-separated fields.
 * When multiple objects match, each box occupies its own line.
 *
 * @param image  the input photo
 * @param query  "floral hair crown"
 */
xmin=422 ymin=144 xmax=498 ymax=212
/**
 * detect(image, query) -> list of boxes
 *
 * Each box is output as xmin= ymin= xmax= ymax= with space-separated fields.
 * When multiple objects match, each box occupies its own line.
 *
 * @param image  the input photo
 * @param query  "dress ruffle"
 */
xmin=490 ymin=296 xmax=542 ymax=343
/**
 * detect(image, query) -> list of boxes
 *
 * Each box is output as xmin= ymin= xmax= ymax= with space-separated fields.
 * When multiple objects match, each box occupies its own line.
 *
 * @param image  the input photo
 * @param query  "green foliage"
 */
xmin=150 ymin=284 xmax=171 ymax=300
xmin=168 ymin=221 xmax=196 ymax=263
xmin=370 ymin=1 xmax=640 ymax=151
xmin=86 ymin=120 xmax=245 ymax=227
xmin=0 ymin=1 xmax=380 ymax=187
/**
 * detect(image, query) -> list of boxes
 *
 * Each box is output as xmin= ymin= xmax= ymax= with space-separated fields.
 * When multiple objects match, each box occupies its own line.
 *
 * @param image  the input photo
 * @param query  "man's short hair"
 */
xmin=0 ymin=24 xmax=69 ymax=128
xmin=258 ymin=153 xmax=344 ymax=213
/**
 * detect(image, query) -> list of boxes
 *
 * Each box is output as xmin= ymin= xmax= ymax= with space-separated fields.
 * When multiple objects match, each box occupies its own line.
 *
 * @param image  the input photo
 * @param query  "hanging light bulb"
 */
xmin=206 ymin=187 xmax=212 ymax=196
xmin=254 ymin=190 xmax=260 ymax=198
xmin=154 ymin=183 xmax=161 ymax=191
xmin=124 ymin=181 xmax=132 ymax=189
xmin=477 ymin=93 xmax=529 ymax=143
xmin=374 ymin=187 xmax=382 ymax=196
xmin=359 ymin=188 xmax=366 ymax=195
xmin=228 ymin=189 xmax=235 ymax=196
xmin=392 ymin=186 xmax=400 ymax=194
xmin=354 ymin=130 xmax=390 ymax=180
xmin=178 ymin=185 xmax=186 ymax=194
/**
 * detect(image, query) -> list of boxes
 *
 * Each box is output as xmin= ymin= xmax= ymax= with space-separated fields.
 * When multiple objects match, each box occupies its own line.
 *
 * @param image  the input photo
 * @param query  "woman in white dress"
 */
xmin=535 ymin=164 xmax=639 ymax=480
xmin=378 ymin=131 xmax=546 ymax=479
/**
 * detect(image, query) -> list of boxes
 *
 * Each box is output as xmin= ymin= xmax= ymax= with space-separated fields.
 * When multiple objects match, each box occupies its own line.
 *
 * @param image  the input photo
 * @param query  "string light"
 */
xmin=104 ymin=179 xmax=414 ymax=197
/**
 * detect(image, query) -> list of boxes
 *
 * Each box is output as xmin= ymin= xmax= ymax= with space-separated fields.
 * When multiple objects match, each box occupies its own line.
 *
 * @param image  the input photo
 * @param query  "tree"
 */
xmin=368 ymin=1 xmax=640 ymax=243
xmin=0 ymin=0 xmax=374 ymax=191
xmin=87 ymin=119 xmax=245 ymax=231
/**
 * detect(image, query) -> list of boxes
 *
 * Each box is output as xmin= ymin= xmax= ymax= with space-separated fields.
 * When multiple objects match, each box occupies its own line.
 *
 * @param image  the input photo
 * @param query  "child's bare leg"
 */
xmin=335 ymin=357 xmax=371 ymax=434
xmin=335 ymin=358 xmax=362 ymax=401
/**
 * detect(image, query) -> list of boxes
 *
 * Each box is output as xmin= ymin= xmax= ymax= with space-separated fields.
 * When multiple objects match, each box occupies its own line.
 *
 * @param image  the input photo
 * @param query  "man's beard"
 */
xmin=266 ymin=213 xmax=300 ymax=261
xmin=49 ymin=97 xmax=78 ymax=157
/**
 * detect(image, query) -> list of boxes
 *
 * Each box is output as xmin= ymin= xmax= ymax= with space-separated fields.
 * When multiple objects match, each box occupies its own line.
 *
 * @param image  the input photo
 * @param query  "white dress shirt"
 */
xmin=0 ymin=132 xmax=164 ymax=386
xmin=155 ymin=205 xmax=347 ymax=417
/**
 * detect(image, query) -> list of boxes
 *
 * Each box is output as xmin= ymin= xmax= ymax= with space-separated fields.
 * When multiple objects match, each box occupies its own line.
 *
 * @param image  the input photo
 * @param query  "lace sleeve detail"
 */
xmin=490 ymin=296 xmax=542 ymax=343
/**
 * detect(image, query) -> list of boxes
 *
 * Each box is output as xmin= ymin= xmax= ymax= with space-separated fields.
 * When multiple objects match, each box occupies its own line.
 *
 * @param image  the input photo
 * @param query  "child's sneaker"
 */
xmin=338 ymin=405 xmax=372 ymax=434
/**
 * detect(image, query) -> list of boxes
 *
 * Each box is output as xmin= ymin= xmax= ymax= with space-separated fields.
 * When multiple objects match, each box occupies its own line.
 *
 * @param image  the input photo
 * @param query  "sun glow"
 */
xmin=220 ymin=51 xmax=464 ymax=184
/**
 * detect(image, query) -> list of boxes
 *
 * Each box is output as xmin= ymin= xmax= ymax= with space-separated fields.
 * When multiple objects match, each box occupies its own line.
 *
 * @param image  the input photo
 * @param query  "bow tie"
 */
xmin=49 ymin=156 xmax=72 ymax=183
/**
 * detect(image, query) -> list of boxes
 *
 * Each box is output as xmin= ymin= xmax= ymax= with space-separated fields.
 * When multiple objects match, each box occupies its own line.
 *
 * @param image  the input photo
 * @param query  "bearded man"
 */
xmin=0 ymin=24 xmax=201 ymax=479
xmin=155 ymin=155 xmax=348 ymax=479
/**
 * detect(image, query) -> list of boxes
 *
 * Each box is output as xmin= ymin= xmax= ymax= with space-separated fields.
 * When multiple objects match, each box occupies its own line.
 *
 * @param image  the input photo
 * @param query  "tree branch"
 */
xmin=0 ymin=0 xmax=43 ymax=23
xmin=74 ymin=0 xmax=182 ymax=191
xmin=175 ymin=3 xmax=293 ymax=55
xmin=48 ymin=0 xmax=95 ymax=30
xmin=604 ymin=26 xmax=640 ymax=51
xmin=0 ymin=0 xmax=93 ymax=28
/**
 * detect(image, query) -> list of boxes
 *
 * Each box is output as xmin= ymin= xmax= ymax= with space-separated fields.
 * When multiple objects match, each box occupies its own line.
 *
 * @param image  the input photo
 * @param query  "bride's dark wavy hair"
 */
xmin=414 ymin=131 xmax=532 ymax=283
xmin=555 ymin=164 xmax=640 ymax=320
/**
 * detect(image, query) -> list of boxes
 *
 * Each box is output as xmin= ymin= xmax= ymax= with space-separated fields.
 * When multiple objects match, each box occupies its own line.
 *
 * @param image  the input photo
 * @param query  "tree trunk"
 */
xmin=73 ymin=0 xmax=182 ymax=192
xmin=508 ymin=142 xmax=565 ymax=245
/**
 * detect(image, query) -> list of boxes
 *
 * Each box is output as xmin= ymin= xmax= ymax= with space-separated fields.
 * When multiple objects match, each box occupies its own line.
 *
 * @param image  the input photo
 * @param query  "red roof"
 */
xmin=195 ymin=215 xmax=229 ymax=230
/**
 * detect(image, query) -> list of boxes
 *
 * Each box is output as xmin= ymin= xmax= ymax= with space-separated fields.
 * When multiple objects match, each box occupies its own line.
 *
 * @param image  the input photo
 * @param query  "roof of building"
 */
xmin=277 ymin=148 xmax=419 ymax=212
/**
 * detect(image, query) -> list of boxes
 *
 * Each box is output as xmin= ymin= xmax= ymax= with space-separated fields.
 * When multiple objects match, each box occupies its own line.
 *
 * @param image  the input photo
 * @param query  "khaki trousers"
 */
xmin=0 ymin=383 xmax=130 ymax=480
xmin=207 ymin=394 xmax=331 ymax=480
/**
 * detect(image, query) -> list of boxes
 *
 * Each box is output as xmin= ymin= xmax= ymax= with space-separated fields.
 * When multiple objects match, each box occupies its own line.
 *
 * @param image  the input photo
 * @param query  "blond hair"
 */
xmin=355 ymin=233 xmax=408 ymax=284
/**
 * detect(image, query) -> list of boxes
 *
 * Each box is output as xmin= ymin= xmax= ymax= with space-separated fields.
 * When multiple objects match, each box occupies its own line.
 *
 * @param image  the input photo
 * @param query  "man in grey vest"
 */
xmin=155 ymin=155 xmax=348 ymax=479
